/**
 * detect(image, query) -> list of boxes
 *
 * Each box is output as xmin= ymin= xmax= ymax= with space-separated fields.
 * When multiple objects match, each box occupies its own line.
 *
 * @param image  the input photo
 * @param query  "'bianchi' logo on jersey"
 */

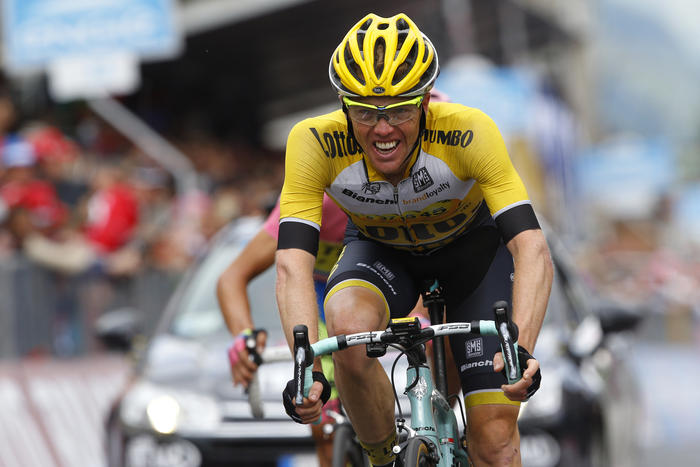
xmin=342 ymin=188 xmax=395 ymax=204
xmin=412 ymin=167 xmax=434 ymax=192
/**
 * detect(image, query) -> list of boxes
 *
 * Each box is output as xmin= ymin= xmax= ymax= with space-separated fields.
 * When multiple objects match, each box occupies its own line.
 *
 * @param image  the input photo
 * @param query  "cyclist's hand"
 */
xmin=227 ymin=330 xmax=267 ymax=388
xmin=493 ymin=345 xmax=542 ymax=401
xmin=282 ymin=371 xmax=331 ymax=424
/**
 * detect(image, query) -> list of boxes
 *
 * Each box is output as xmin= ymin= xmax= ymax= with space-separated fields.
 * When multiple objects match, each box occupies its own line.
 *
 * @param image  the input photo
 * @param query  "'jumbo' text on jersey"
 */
xmin=279 ymin=102 xmax=534 ymax=254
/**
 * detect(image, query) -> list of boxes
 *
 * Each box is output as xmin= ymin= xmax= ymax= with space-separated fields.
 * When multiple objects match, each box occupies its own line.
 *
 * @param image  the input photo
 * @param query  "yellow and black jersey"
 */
xmin=278 ymin=102 xmax=539 ymax=255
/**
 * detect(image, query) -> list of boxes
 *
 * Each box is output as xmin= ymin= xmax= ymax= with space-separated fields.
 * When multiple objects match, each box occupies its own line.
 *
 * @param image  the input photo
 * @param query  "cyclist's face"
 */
xmin=347 ymin=94 xmax=429 ymax=185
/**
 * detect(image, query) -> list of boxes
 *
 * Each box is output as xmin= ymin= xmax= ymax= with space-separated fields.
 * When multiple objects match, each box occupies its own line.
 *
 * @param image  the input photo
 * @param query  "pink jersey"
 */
xmin=264 ymin=194 xmax=347 ymax=279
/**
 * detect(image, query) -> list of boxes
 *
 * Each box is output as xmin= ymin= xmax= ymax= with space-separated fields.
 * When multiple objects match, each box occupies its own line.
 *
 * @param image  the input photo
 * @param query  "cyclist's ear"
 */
xmin=422 ymin=91 xmax=431 ymax=111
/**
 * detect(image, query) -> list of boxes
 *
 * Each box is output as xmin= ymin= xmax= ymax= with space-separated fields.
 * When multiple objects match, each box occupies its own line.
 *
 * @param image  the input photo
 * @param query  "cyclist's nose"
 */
xmin=373 ymin=116 xmax=394 ymax=134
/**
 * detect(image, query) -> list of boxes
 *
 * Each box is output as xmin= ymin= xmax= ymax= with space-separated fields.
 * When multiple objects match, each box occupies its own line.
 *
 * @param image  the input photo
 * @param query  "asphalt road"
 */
xmin=0 ymin=355 xmax=130 ymax=467
xmin=0 ymin=337 xmax=697 ymax=467
xmin=632 ymin=341 xmax=700 ymax=466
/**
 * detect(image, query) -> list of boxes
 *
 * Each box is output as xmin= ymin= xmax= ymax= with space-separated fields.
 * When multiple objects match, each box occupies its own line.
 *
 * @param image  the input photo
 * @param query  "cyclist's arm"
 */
xmin=276 ymin=246 xmax=321 ymax=356
xmin=216 ymin=228 xmax=277 ymax=336
xmin=506 ymin=228 xmax=553 ymax=354
xmin=462 ymin=109 xmax=553 ymax=397
xmin=276 ymin=224 xmax=327 ymax=420
xmin=276 ymin=118 xmax=330 ymax=357
xmin=499 ymin=228 xmax=552 ymax=400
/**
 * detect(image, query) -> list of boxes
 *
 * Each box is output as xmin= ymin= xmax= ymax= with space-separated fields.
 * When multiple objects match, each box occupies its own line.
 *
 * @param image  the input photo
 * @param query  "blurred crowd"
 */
xmin=576 ymin=214 xmax=700 ymax=343
xmin=0 ymin=75 xmax=284 ymax=357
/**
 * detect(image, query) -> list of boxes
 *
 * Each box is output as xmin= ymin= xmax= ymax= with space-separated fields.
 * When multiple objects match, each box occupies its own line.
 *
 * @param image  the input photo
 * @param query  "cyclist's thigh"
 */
xmin=325 ymin=239 xmax=419 ymax=321
xmin=446 ymin=241 xmax=520 ymax=408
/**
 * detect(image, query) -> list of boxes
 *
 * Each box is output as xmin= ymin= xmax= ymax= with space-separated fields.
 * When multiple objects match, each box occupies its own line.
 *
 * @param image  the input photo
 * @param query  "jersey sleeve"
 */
xmin=462 ymin=109 xmax=540 ymax=241
xmin=278 ymin=119 xmax=333 ymax=254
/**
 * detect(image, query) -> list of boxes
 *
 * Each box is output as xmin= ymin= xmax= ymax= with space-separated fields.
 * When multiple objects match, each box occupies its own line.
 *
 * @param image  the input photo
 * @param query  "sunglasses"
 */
xmin=343 ymin=95 xmax=424 ymax=126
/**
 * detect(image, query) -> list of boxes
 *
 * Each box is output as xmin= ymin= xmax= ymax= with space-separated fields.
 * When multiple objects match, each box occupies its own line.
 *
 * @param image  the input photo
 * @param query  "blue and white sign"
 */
xmin=2 ymin=0 xmax=181 ymax=72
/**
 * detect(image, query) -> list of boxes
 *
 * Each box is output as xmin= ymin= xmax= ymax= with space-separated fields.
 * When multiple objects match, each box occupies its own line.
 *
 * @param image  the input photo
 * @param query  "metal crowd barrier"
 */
xmin=0 ymin=253 xmax=180 ymax=359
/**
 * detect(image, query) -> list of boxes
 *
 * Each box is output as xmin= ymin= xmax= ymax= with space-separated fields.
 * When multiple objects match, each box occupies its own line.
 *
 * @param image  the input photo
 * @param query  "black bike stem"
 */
xmin=423 ymin=287 xmax=448 ymax=398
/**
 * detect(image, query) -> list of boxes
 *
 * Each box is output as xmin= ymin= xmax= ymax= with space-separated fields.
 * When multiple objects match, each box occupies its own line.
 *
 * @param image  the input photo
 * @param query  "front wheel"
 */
xmin=400 ymin=438 xmax=437 ymax=467
xmin=332 ymin=423 xmax=368 ymax=467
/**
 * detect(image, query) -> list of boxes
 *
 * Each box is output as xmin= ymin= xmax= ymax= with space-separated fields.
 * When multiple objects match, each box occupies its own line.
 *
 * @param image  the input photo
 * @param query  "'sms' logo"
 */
xmin=465 ymin=338 xmax=483 ymax=358
xmin=412 ymin=167 xmax=434 ymax=192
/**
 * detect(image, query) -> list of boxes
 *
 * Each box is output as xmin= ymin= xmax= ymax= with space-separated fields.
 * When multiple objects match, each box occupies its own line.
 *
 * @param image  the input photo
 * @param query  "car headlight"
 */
xmin=120 ymin=381 xmax=221 ymax=434
xmin=146 ymin=395 xmax=180 ymax=434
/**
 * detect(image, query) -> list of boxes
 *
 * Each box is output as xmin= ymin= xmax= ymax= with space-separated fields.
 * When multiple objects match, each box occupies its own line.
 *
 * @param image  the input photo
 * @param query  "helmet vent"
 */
xmin=392 ymin=42 xmax=417 ymax=85
xmin=356 ymin=31 xmax=366 ymax=52
xmin=377 ymin=22 xmax=389 ymax=30
xmin=373 ymin=38 xmax=386 ymax=78
xmin=396 ymin=31 xmax=407 ymax=53
xmin=407 ymin=57 xmax=438 ymax=94
xmin=343 ymin=43 xmax=365 ymax=85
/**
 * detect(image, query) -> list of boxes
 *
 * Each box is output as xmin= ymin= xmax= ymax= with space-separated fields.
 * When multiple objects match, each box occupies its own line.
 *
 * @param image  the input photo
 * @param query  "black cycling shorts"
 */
xmin=325 ymin=223 xmax=519 ymax=408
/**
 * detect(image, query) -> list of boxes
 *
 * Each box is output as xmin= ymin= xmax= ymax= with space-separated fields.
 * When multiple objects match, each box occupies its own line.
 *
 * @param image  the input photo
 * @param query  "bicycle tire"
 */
xmin=400 ymin=438 xmax=436 ymax=467
xmin=331 ymin=423 xmax=368 ymax=467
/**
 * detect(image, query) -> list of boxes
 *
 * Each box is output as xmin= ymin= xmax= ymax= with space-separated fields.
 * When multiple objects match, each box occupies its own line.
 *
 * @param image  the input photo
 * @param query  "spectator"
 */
xmin=24 ymin=123 xmax=88 ymax=208
xmin=0 ymin=135 xmax=68 ymax=237
xmin=82 ymin=164 xmax=140 ymax=254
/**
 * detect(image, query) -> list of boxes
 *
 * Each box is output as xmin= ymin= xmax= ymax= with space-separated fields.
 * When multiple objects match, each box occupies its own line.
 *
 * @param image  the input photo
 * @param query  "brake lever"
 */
xmin=292 ymin=325 xmax=313 ymax=405
xmin=493 ymin=301 xmax=521 ymax=384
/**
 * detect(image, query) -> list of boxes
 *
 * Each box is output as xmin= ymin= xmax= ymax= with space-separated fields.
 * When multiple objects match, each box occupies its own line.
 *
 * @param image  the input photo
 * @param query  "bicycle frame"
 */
xmin=402 ymin=343 xmax=469 ymax=464
xmin=292 ymin=300 xmax=521 ymax=466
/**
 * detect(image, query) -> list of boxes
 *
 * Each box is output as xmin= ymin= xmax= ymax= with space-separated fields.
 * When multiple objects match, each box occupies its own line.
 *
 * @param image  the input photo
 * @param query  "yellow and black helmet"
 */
xmin=329 ymin=13 xmax=439 ymax=97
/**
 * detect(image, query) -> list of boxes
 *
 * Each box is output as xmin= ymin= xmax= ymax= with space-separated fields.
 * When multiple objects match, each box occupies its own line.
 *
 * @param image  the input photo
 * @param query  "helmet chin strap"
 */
xmin=341 ymin=103 xmax=357 ymax=145
xmin=342 ymin=103 xmax=426 ymax=174
xmin=402 ymin=110 xmax=426 ymax=168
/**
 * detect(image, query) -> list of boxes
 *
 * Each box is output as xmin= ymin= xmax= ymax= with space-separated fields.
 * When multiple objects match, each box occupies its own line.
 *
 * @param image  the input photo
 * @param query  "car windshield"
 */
xmin=167 ymin=219 xmax=285 ymax=345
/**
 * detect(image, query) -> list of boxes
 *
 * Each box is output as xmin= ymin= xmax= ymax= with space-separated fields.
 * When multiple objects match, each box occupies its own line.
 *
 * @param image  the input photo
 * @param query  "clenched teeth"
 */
xmin=375 ymin=141 xmax=398 ymax=150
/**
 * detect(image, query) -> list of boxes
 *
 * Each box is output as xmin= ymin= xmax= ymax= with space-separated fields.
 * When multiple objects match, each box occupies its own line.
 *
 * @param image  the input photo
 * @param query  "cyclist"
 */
xmin=276 ymin=12 xmax=553 ymax=467
xmin=217 ymin=194 xmax=347 ymax=467
xmin=220 ymin=87 xmax=453 ymax=466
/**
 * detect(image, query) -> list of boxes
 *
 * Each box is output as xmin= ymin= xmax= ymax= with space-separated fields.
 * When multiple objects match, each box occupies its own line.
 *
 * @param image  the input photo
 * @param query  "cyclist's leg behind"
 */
xmin=324 ymin=240 xmax=418 ymax=467
xmin=444 ymin=239 xmax=522 ymax=466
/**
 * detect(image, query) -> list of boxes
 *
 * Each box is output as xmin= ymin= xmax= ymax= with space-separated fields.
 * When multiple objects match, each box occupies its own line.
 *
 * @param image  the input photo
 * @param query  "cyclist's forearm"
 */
xmin=217 ymin=230 xmax=277 ymax=335
xmin=217 ymin=271 xmax=255 ymax=335
xmin=507 ymin=229 xmax=553 ymax=352
xmin=275 ymin=249 xmax=321 ymax=360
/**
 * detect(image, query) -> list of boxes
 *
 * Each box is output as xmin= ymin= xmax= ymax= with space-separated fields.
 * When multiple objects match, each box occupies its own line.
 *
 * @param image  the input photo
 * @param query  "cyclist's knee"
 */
xmin=467 ymin=405 xmax=521 ymax=466
xmin=325 ymin=286 xmax=386 ymax=335
xmin=325 ymin=288 xmax=385 ymax=377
